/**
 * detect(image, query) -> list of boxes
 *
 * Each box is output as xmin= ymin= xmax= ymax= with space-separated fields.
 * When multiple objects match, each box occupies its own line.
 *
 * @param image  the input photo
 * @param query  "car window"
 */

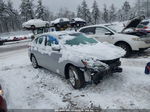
xmin=80 ymin=27 xmax=95 ymax=35
xmin=38 ymin=36 xmax=44 ymax=44
xmin=95 ymin=27 xmax=110 ymax=35
xmin=34 ymin=37 xmax=39 ymax=44
xmin=46 ymin=35 xmax=59 ymax=46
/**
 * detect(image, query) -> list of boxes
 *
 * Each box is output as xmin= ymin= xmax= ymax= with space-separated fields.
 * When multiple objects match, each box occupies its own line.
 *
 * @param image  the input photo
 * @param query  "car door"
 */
xmin=94 ymin=27 xmax=115 ymax=44
xmin=35 ymin=35 xmax=47 ymax=67
xmin=43 ymin=35 xmax=62 ymax=73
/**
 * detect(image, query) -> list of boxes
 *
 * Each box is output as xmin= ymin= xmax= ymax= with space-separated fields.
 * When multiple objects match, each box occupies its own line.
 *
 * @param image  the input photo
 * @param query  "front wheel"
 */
xmin=31 ymin=55 xmax=39 ymax=68
xmin=116 ymin=43 xmax=131 ymax=57
xmin=68 ymin=66 xmax=85 ymax=89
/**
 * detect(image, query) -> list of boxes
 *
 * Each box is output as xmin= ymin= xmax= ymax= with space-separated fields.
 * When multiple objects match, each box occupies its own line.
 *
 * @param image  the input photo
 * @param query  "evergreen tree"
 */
xmin=122 ymin=1 xmax=131 ymax=20
xmin=35 ymin=0 xmax=49 ymax=21
xmin=20 ymin=0 xmax=34 ymax=22
xmin=92 ymin=0 xmax=100 ymax=24
xmin=0 ymin=0 xmax=21 ymax=33
xmin=77 ymin=5 xmax=82 ymax=18
xmin=76 ymin=0 xmax=92 ymax=24
xmin=102 ymin=4 xmax=109 ymax=23
xmin=109 ymin=4 xmax=116 ymax=22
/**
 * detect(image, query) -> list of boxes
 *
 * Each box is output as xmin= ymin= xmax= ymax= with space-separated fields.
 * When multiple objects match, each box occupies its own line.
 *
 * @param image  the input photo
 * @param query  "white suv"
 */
xmin=79 ymin=24 xmax=150 ymax=57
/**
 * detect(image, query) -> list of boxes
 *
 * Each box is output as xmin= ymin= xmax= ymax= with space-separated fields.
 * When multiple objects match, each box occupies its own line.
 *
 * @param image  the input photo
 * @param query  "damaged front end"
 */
xmin=81 ymin=58 xmax=122 ymax=84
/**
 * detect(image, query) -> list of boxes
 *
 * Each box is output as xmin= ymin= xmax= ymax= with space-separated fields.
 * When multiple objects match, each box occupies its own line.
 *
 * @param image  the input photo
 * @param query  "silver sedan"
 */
xmin=28 ymin=32 xmax=124 ymax=89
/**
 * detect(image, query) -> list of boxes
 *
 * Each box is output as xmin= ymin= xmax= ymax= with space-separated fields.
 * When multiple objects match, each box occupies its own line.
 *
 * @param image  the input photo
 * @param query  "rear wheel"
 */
xmin=45 ymin=23 xmax=49 ymax=28
xmin=116 ymin=43 xmax=131 ymax=57
xmin=68 ymin=66 xmax=85 ymax=89
xmin=31 ymin=55 xmax=39 ymax=68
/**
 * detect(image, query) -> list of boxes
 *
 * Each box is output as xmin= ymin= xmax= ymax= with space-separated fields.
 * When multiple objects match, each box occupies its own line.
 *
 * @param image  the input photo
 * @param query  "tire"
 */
xmin=0 ymin=41 xmax=4 ymax=46
xmin=116 ymin=43 xmax=131 ymax=57
xmin=68 ymin=66 xmax=85 ymax=89
xmin=0 ymin=109 xmax=5 ymax=112
xmin=45 ymin=23 xmax=49 ymax=28
xmin=31 ymin=25 xmax=36 ymax=29
xmin=31 ymin=55 xmax=39 ymax=68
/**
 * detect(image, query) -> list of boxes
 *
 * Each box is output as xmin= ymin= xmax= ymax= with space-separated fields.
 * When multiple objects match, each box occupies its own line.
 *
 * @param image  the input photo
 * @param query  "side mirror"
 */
xmin=52 ymin=44 xmax=61 ymax=51
xmin=105 ymin=32 xmax=114 ymax=35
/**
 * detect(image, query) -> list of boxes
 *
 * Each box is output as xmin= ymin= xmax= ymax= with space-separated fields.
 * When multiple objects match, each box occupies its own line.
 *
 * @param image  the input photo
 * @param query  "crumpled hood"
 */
xmin=59 ymin=43 xmax=125 ymax=63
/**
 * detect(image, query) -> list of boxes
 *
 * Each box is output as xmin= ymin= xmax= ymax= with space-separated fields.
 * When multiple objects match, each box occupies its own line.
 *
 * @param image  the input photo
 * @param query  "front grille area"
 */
xmin=101 ymin=58 xmax=119 ymax=64
xmin=100 ymin=58 xmax=121 ymax=68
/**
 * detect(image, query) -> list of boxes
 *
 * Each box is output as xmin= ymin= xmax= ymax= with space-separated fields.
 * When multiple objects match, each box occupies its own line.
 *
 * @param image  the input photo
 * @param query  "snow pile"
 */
xmin=0 ymin=48 xmax=150 ymax=109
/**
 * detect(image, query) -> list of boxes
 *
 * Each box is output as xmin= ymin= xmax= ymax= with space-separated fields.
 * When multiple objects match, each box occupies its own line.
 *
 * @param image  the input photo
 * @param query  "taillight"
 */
xmin=144 ymin=26 xmax=148 ymax=29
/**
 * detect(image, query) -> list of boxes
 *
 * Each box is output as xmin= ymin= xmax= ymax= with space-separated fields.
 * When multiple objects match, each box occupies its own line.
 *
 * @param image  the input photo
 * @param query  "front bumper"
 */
xmin=131 ymin=40 xmax=150 ymax=51
xmin=82 ymin=58 xmax=122 ymax=84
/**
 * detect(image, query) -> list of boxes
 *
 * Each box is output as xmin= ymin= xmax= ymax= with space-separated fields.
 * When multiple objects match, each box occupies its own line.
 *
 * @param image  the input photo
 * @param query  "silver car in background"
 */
xmin=28 ymin=32 xmax=125 ymax=89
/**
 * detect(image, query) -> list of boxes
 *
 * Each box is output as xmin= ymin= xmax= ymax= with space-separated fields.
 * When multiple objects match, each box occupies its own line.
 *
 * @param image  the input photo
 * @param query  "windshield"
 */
xmin=106 ymin=24 xmax=125 ymax=33
xmin=65 ymin=33 xmax=98 ymax=46
xmin=106 ymin=25 xmax=117 ymax=32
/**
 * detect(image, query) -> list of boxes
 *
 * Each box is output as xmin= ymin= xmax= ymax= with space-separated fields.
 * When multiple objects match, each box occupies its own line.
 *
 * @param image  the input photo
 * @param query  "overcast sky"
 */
xmin=5 ymin=0 xmax=136 ymax=13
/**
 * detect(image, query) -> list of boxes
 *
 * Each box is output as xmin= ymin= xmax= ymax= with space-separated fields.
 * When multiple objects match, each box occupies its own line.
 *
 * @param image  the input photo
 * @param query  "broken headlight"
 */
xmin=81 ymin=58 xmax=109 ymax=71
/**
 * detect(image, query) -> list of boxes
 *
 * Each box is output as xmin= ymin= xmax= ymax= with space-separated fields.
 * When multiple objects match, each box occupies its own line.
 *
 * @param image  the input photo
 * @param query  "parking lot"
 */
xmin=0 ymin=43 xmax=150 ymax=109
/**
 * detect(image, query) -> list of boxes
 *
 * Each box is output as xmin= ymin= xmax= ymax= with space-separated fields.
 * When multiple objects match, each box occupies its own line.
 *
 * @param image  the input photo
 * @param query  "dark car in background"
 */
xmin=136 ymin=19 xmax=150 ymax=33
xmin=0 ymin=85 xmax=7 ymax=112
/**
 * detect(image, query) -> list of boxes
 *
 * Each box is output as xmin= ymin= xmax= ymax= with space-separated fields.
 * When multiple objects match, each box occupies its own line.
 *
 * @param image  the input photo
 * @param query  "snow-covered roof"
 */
xmin=51 ymin=18 xmax=70 ymax=24
xmin=79 ymin=21 xmax=128 ymax=33
xmin=72 ymin=18 xmax=86 ymax=22
xmin=22 ymin=19 xmax=49 ymax=28
xmin=35 ymin=31 xmax=76 ymax=39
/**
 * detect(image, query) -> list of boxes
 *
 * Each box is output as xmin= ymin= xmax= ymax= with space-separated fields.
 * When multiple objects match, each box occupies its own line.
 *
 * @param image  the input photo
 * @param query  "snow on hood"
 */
xmin=59 ymin=42 xmax=125 ymax=63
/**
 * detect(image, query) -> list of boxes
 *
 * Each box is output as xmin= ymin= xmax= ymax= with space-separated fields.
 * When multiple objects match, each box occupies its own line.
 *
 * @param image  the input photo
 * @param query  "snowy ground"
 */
xmin=0 ymin=46 xmax=150 ymax=109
